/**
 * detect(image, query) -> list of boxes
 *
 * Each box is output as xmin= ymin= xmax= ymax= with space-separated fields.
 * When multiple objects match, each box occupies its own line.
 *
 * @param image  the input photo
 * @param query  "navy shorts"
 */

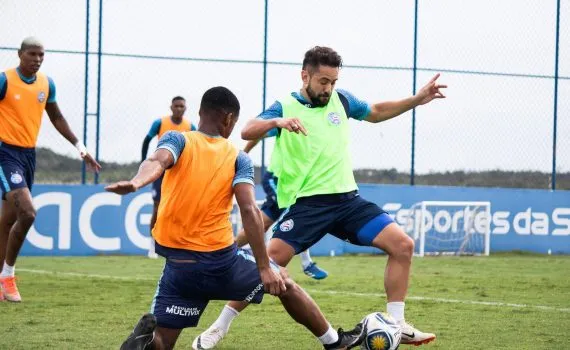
xmin=260 ymin=171 xmax=284 ymax=221
xmin=0 ymin=142 xmax=36 ymax=200
xmin=273 ymin=191 xmax=394 ymax=254
xmin=151 ymin=174 xmax=164 ymax=202
xmin=151 ymin=249 xmax=278 ymax=329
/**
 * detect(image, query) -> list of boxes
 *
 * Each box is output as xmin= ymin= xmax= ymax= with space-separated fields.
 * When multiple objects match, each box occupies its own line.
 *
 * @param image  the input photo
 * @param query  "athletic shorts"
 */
xmin=260 ymin=171 xmax=284 ymax=221
xmin=273 ymin=191 xmax=394 ymax=254
xmin=151 ymin=248 xmax=279 ymax=329
xmin=151 ymin=174 xmax=164 ymax=202
xmin=0 ymin=142 xmax=36 ymax=200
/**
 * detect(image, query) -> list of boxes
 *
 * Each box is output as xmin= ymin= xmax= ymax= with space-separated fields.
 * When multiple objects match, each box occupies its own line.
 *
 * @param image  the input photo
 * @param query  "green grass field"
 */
xmin=1 ymin=253 xmax=569 ymax=349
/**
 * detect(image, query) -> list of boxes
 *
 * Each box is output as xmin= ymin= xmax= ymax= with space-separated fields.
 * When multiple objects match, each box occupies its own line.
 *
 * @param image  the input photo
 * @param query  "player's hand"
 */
xmin=105 ymin=181 xmax=137 ymax=195
xmin=416 ymin=73 xmax=447 ymax=105
xmin=82 ymin=153 xmax=102 ymax=173
xmin=259 ymin=267 xmax=286 ymax=296
xmin=275 ymin=118 xmax=308 ymax=135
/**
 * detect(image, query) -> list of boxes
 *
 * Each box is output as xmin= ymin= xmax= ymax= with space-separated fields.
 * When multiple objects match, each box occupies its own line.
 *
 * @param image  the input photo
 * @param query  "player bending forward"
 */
xmin=107 ymin=86 xmax=367 ymax=350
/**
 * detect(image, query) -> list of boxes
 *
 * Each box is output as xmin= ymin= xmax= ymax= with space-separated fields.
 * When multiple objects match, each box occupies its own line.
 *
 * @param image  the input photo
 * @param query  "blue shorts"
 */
xmin=151 ymin=174 xmax=164 ymax=202
xmin=273 ymin=191 xmax=394 ymax=254
xmin=0 ymin=142 xmax=36 ymax=200
xmin=151 ymin=248 xmax=278 ymax=329
xmin=260 ymin=171 xmax=284 ymax=221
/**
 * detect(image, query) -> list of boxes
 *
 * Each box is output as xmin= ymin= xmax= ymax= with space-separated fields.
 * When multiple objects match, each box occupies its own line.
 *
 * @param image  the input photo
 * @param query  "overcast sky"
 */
xmin=1 ymin=0 xmax=568 ymax=173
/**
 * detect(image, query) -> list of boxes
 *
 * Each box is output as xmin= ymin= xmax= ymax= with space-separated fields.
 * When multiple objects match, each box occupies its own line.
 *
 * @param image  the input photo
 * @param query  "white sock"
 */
xmin=387 ymin=301 xmax=405 ymax=323
xmin=149 ymin=237 xmax=156 ymax=254
xmin=212 ymin=305 xmax=239 ymax=333
xmin=318 ymin=325 xmax=339 ymax=345
xmin=1 ymin=263 xmax=15 ymax=278
xmin=300 ymin=250 xmax=313 ymax=269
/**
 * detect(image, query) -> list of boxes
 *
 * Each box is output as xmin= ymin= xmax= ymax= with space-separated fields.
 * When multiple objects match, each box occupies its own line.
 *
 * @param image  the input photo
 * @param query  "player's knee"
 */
xmin=393 ymin=235 xmax=414 ymax=260
xmin=18 ymin=208 xmax=36 ymax=226
xmin=280 ymin=278 xmax=301 ymax=298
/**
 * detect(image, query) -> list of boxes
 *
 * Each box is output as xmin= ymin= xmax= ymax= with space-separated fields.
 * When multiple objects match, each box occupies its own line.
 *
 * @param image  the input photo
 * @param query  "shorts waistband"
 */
xmin=0 ymin=141 xmax=35 ymax=152
xmin=296 ymin=190 xmax=358 ymax=204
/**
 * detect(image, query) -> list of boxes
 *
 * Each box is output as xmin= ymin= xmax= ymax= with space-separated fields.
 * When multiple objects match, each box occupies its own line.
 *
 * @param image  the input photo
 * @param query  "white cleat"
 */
xmin=147 ymin=252 xmax=159 ymax=259
xmin=192 ymin=326 xmax=226 ymax=350
xmin=399 ymin=321 xmax=436 ymax=346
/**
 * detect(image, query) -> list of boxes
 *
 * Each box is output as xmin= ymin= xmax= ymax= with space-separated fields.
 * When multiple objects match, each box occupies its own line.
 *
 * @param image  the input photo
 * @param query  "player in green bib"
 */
xmin=196 ymin=46 xmax=446 ymax=348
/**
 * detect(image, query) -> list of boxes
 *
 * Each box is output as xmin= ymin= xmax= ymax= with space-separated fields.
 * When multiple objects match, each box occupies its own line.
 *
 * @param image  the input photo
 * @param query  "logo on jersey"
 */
xmin=280 ymin=219 xmax=294 ymax=232
xmin=38 ymin=91 xmax=46 ymax=103
xmin=327 ymin=112 xmax=341 ymax=125
xmin=10 ymin=173 xmax=23 ymax=184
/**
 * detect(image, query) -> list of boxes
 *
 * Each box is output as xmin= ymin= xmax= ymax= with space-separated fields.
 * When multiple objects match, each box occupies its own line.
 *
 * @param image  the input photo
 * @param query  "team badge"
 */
xmin=10 ymin=173 xmax=23 ymax=185
xmin=279 ymin=219 xmax=294 ymax=232
xmin=38 ymin=91 xmax=46 ymax=103
xmin=327 ymin=112 xmax=341 ymax=125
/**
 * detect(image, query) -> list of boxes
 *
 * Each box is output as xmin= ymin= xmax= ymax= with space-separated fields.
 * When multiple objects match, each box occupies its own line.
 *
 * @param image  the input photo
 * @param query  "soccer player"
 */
xmin=0 ymin=37 xmax=101 ymax=302
xmin=196 ymin=46 xmax=446 ymax=347
xmin=141 ymin=96 xmax=196 ymax=259
xmin=235 ymin=138 xmax=328 ymax=280
xmin=107 ymin=86 xmax=365 ymax=350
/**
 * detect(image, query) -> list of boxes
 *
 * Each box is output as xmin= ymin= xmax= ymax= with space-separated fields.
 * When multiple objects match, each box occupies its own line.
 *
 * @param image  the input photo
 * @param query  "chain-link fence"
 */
xmin=1 ymin=0 xmax=568 ymax=189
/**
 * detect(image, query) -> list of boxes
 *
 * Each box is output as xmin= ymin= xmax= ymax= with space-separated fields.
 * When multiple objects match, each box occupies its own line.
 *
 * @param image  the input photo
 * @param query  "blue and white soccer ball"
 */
xmin=360 ymin=312 xmax=401 ymax=350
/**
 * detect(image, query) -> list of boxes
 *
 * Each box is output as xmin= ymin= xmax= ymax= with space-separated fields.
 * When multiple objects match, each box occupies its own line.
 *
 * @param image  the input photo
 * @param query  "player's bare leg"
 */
xmin=0 ymin=188 xmax=36 ymax=302
xmin=147 ymin=201 xmax=159 ymax=259
xmin=372 ymin=223 xmax=435 ymax=345
xmin=193 ymin=239 xmax=364 ymax=350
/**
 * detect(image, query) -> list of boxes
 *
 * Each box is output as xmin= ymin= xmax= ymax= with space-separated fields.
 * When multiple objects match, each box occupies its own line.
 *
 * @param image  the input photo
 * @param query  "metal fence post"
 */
xmin=552 ymin=0 xmax=561 ymax=190
xmin=410 ymin=0 xmax=419 ymax=185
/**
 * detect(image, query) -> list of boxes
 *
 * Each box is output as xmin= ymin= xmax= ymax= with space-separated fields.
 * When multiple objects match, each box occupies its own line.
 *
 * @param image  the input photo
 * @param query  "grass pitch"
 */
xmin=1 ymin=253 xmax=569 ymax=349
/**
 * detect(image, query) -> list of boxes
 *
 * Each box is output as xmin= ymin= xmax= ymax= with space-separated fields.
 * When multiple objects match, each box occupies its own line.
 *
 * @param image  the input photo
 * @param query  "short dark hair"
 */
xmin=302 ymin=46 xmax=342 ymax=72
xmin=199 ymin=86 xmax=240 ymax=117
xmin=171 ymin=96 xmax=185 ymax=103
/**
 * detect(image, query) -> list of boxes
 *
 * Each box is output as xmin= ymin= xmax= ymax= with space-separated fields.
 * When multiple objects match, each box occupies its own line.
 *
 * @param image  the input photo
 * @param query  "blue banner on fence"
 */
xmin=15 ymin=184 xmax=570 ymax=256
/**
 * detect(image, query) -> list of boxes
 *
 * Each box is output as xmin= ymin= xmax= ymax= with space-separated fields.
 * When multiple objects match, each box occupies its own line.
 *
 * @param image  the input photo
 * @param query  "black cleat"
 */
xmin=324 ymin=322 xmax=367 ymax=350
xmin=120 ymin=313 xmax=157 ymax=350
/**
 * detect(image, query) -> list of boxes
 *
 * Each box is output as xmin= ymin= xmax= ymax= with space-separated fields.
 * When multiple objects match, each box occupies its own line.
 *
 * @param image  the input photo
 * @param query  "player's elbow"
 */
xmin=241 ymin=127 xmax=256 ymax=140
xmin=240 ymin=203 xmax=261 ymax=221
xmin=241 ymin=120 xmax=263 ymax=140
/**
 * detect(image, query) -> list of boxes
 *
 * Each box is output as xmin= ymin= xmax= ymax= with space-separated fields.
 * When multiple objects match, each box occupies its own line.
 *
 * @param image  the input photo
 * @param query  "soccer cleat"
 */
xmin=399 ymin=321 xmax=436 ymax=346
xmin=192 ymin=326 xmax=226 ymax=350
xmin=324 ymin=322 xmax=366 ymax=350
xmin=0 ymin=276 xmax=21 ymax=302
xmin=303 ymin=262 xmax=329 ymax=280
xmin=147 ymin=252 xmax=159 ymax=259
xmin=120 ymin=313 xmax=157 ymax=350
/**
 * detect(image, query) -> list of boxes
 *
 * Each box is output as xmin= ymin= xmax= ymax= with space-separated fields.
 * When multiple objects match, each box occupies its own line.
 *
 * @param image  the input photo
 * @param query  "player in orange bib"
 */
xmin=0 ymin=37 xmax=101 ymax=302
xmin=107 ymin=86 xmax=365 ymax=350
xmin=141 ymin=96 xmax=196 ymax=258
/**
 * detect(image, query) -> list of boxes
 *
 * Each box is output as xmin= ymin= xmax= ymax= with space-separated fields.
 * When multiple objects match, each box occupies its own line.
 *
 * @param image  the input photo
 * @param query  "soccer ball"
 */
xmin=360 ymin=312 xmax=401 ymax=350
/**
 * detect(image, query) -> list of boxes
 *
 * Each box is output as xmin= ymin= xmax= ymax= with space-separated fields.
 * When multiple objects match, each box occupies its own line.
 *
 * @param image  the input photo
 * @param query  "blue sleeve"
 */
xmin=157 ymin=131 xmax=186 ymax=165
xmin=47 ymin=77 xmax=56 ymax=103
xmin=256 ymin=101 xmax=282 ymax=137
xmin=147 ymin=119 xmax=162 ymax=138
xmin=233 ymin=151 xmax=255 ymax=187
xmin=337 ymin=89 xmax=371 ymax=121
xmin=0 ymin=72 xmax=7 ymax=100
xmin=190 ymin=123 xmax=197 ymax=131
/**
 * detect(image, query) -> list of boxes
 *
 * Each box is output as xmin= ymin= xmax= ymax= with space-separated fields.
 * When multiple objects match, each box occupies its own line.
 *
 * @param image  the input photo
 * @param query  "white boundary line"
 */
xmin=18 ymin=268 xmax=570 ymax=313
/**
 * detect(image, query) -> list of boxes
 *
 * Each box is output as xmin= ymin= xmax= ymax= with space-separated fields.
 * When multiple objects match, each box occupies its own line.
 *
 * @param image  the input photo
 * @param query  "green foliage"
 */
xmin=35 ymin=148 xmax=570 ymax=189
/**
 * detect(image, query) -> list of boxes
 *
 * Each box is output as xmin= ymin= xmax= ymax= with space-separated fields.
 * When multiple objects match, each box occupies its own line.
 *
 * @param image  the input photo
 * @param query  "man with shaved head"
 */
xmin=0 ymin=37 xmax=101 ymax=302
